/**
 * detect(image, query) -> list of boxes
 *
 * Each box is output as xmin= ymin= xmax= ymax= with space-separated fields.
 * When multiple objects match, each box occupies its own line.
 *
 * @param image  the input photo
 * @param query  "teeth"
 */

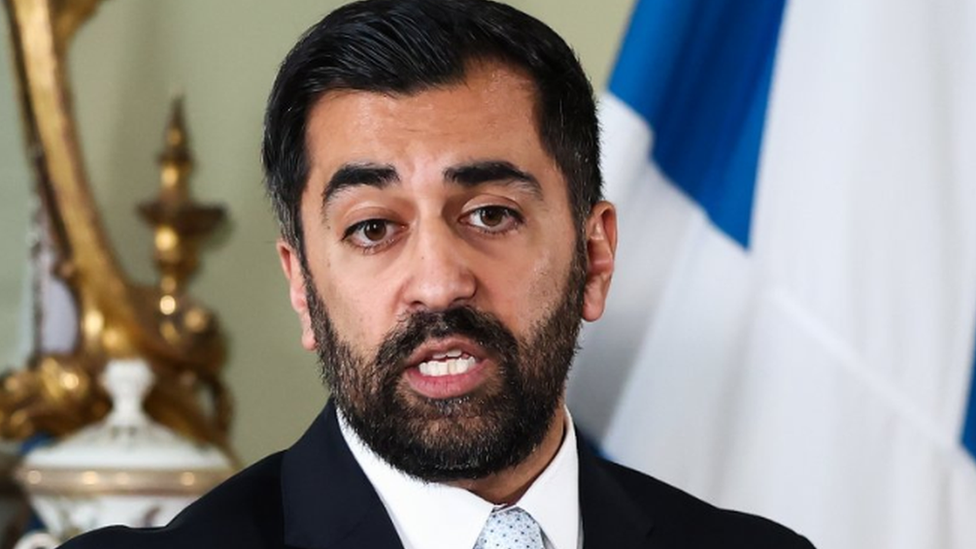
xmin=418 ymin=356 xmax=476 ymax=377
xmin=431 ymin=349 xmax=464 ymax=360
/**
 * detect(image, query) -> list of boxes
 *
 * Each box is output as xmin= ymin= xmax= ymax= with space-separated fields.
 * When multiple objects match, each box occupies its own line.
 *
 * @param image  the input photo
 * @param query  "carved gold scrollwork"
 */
xmin=1 ymin=0 xmax=233 ymax=454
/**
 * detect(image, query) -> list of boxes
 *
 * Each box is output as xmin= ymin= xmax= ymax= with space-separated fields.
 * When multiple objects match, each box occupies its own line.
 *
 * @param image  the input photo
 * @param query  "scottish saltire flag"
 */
xmin=568 ymin=1 xmax=976 ymax=548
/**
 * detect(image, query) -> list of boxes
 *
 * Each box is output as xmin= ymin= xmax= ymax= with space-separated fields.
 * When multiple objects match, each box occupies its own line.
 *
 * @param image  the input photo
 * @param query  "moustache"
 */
xmin=373 ymin=306 xmax=520 ymax=371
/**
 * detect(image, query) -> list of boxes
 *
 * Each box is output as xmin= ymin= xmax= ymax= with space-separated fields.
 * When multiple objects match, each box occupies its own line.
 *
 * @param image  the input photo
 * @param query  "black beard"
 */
xmin=304 ymin=248 xmax=586 ymax=482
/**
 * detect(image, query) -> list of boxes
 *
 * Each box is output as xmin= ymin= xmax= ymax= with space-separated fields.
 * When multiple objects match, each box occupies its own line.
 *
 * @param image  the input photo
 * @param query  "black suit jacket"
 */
xmin=62 ymin=402 xmax=814 ymax=548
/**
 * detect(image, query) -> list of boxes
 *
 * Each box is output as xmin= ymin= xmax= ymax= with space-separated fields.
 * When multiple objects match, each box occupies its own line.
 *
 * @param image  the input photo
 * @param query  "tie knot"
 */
xmin=474 ymin=507 xmax=545 ymax=549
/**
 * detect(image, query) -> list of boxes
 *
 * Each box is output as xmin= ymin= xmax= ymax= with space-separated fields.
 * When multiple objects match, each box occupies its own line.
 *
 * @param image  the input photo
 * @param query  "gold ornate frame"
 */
xmin=1 ymin=0 xmax=233 ymax=452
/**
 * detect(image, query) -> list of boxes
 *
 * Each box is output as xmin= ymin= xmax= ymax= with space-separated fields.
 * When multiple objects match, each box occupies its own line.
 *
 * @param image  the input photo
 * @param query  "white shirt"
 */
xmin=338 ymin=409 xmax=581 ymax=549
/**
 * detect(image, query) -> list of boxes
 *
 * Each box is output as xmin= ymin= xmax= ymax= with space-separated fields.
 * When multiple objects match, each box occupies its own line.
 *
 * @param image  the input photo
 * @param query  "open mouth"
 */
xmin=404 ymin=339 xmax=492 ymax=399
xmin=417 ymin=349 xmax=477 ymax=377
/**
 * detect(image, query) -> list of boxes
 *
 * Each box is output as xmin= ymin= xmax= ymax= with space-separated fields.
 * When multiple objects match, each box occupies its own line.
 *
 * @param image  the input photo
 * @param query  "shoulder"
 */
xmin=60 ymin=452 xmax=286 ymax=549
xmin=592 ymin=457 xmax=815 ymax=548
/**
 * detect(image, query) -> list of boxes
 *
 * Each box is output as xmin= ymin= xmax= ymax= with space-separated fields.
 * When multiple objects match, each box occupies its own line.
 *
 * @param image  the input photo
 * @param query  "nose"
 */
xmin=400 ymin=220 xmax=477 ymax=312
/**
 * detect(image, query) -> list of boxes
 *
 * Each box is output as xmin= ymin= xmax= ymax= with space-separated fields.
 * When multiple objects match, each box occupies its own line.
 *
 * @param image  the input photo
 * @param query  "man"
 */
xmin=65 ymin=0 xmax=814 ymax=547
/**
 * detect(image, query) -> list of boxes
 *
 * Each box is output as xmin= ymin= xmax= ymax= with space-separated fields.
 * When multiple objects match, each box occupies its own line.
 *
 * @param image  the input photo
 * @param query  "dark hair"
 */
xmin=262 ymin=0 xmax=602 ymax=253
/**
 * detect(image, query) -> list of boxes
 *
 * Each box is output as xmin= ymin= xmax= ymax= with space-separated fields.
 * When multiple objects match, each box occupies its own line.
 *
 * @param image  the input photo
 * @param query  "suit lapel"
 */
xmin=577 ymin=436 xmax=655 ymax=549
xmin=281 ymin=401 xmax=404 ymax=549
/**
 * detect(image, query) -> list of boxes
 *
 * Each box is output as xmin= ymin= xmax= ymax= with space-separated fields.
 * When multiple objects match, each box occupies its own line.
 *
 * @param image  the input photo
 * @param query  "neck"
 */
xmin=449 ymin=406 xmax=567 ymax=505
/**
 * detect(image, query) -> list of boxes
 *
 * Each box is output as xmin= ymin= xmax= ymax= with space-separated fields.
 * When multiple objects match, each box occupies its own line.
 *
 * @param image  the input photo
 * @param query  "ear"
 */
xmin=581 ymin=201 xmax=617 ymax=322
xmin=276 ymin=239 xmax=317 ymax=350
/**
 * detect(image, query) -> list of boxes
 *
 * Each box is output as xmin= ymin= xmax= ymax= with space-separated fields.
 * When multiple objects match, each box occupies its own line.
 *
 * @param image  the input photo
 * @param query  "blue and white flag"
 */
xmin=569 ymin=1 xmax=976 ymax=548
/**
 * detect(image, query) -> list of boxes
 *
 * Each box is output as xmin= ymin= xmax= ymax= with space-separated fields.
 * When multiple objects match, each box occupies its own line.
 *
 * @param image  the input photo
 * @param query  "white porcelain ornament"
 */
xmin=13 ymin=359 xmax=234 ymax=547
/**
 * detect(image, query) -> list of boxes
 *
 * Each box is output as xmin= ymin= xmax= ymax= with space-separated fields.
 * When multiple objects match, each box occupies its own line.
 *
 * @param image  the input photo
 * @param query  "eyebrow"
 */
xmin=320 ymin=159 xmax=543 ymax=212
xmin=443 ymin=161 xmax=543 ymax=199
xmin=322 ymin=162 xmax=400 ymax=204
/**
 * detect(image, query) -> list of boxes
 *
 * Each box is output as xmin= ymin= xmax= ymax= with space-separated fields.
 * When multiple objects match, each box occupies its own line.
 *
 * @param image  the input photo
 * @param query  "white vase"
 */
xmin=13 ymin=358 xmax=234 ymax=545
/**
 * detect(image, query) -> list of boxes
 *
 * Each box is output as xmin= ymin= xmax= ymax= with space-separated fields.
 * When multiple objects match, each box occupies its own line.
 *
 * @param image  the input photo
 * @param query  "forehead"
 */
xmin=303 ymin=63 xmax=554 ymax=182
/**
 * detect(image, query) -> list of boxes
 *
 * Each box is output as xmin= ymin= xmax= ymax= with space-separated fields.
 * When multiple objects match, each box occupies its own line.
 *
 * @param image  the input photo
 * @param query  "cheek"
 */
xmin=318 ymin=277 xmax=389 ymax=350
xmin=529 ymin=260 xmax=565 ymax=309
xmin=307 ymin=262 xmax=385 ymax=354
xmin=491 ymin=245 xmax=567 ymax=334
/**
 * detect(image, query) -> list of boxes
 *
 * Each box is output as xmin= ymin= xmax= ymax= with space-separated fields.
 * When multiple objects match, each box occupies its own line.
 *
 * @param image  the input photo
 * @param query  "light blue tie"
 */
xmin=474 ymin=507 xmax=546 ymax=549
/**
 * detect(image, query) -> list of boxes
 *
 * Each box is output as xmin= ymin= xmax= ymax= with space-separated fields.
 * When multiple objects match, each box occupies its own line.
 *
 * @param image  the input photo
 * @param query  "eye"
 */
xmin=464 ymin=206 xmax=523 ymax=233
xmin=343 ymin=219 xmax=399 ymax=250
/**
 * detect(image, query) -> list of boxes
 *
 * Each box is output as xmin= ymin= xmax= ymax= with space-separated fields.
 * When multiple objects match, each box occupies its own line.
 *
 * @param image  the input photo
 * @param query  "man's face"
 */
xmin=278 ymin=62 xmax=616 ymax=481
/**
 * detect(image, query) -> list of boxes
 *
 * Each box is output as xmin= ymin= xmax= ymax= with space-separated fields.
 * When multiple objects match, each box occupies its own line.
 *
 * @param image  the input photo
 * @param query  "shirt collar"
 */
xmin=338 ymin=409 xmax=580 ymax=549
xmin=516 ymin=410 xmax=580 ymax=549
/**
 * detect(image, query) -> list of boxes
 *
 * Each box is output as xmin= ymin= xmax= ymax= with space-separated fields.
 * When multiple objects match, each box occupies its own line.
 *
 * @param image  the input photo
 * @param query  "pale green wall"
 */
xmin=0 ymin=0 xmax=633 ymax=465
xmin=0 ymin=12 xmax=31 ymax=369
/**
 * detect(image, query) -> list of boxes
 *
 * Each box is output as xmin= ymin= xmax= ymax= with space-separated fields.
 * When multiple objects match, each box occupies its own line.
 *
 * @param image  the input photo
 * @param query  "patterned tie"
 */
xmin=474 ymin=507 xmax=546 ymax=549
